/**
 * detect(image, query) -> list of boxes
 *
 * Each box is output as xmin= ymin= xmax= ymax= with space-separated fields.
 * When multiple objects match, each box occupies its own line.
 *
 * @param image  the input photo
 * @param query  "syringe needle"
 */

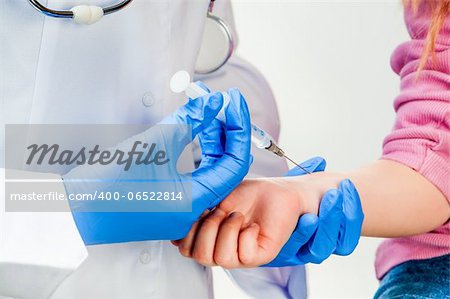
xmin=284 ymin=155 xmax=311 ymax=175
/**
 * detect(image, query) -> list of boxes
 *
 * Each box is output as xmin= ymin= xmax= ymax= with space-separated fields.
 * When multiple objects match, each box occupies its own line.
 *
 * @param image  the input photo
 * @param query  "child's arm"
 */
xmin=292 ymin=159 xmax=449 ymax=238
xmin=349 ymin=160 xmax=449 ymax=237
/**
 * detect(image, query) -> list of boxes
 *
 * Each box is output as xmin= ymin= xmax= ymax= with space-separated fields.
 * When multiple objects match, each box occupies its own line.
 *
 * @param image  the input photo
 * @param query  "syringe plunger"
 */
xmin=170 ymin=70 xmax=229 ymax=120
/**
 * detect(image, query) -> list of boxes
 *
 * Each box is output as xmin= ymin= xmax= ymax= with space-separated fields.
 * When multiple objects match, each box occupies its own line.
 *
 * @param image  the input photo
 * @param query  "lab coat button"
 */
xmin=142 ymin=92 xmax=155 ymax=107
xmin=139 ymin=249 xmax=152 ymax=264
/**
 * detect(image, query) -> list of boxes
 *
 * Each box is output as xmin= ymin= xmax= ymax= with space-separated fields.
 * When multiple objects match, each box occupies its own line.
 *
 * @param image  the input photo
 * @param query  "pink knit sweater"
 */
xmin=376 ymin=3 xmax=450 ymax=279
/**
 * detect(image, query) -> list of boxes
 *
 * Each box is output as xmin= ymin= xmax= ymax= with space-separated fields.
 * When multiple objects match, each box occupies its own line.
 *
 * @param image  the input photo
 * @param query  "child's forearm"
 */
xmin=346 ymin=160 xmax=449 ymax=237
xmin=295 ymin=160 xmax=449 ymax=238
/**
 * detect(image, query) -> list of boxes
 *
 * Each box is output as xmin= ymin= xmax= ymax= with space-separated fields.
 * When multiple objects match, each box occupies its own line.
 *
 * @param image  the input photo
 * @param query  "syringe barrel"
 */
xmin=251 ymin=124 xmax=273 ymax=149
xmin=187 ymin=82 xmax=274 ymax=151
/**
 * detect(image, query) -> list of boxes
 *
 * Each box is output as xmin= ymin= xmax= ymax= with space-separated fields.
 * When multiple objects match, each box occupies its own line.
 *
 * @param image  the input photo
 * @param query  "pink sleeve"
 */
xmin=382 ymin=4 xmax=450 ymax=200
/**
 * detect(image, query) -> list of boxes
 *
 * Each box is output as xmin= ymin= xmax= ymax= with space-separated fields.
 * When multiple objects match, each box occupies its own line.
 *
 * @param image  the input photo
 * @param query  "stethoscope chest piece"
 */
xmin=194 ymin=13 xmax=234 ymax=74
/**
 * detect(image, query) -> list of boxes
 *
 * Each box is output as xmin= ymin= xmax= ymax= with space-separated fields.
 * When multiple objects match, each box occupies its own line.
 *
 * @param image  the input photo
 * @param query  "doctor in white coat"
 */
xmin=0 ymin=0 xmax=310 ymax=298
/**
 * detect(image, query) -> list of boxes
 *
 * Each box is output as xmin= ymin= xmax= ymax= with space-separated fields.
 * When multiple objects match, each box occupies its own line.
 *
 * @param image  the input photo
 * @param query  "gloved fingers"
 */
xmin=191 ymin=208 xmax=227 ymax=266
xmin=198 ymin=118 xmax=225 ymax=160
xmin=191 ymin=165 xmax=231 ymax=210
xmin=195 ymin=152 xmax=253 ymax=210
xmin=301 ymin=189 xmax=343 ymax=264
xmin=285 ymin=156 xmax=327 ymax=177
xmin=197 ymin=156 xmax=219 ymax=169
xmin=222 ymin=88 xmax=252 ymax=164
xmin=276 ymin=214 xmax=319 ymax=260
xmin=334 ymin=179 xmax=364 ymax=256
xmin=287 ymin=214 xmax=319 ymax=254
xmin=161 ymin=91 xmax=223 ymax=138
xmin=263 ymin=214 xmax=318 ymax=267
xmin=161 ymin=92 xmax=223 ymax=161
xmin=192 ymin=89 xmax=251 ymax=207
xmin=213 ymin=212 xmax=245 ymax=268
xmin=183 ymin=92 xmax=224 ymax=138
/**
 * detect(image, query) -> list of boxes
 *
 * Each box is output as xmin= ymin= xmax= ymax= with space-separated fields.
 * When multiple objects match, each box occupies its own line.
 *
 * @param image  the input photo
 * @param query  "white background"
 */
xmin=214 ymin=1 xmax=410 ymax=298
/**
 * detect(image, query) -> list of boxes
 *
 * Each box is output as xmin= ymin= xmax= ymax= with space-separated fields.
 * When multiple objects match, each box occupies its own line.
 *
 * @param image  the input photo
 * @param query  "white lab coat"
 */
xmin=0 ymin=0 xmax=307 ymax=298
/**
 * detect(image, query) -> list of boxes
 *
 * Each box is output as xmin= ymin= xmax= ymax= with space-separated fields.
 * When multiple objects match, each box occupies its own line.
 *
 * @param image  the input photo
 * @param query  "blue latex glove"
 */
xmin=264 ymin=158 xmax=364 ymax=267
xmin=63 ymin=87 xmax=252 ymax=245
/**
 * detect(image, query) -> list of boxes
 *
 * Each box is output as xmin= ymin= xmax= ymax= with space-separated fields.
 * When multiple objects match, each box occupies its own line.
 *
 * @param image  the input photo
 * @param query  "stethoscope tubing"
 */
xmin=195 ymin=12 xmax=235 ymax=74
xmin=27 ymin=0 xmax=133 ymax=18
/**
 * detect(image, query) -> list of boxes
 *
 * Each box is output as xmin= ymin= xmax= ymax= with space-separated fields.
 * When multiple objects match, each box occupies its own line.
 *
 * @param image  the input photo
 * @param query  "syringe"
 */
xmin=170 ymin=71 xmax=311 ymax=174
xmin=249 ymin=123 xmax=311 ymax=174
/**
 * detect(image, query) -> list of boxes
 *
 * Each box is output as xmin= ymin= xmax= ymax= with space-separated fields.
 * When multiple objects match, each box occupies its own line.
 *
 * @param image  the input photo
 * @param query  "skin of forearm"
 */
xmin=292 ymin=159 xmax=450 ymax=238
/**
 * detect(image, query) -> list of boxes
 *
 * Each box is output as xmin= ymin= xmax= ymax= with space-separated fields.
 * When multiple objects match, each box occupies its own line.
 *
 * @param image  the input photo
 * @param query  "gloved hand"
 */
xmin=264 ymin=158 xmax=364 ymax=267
xmin=63 ymin=87 xmax=252 ymax=245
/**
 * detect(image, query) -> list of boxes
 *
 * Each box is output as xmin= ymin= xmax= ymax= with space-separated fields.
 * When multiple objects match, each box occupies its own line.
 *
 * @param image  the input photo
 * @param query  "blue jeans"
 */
xmin=374 ymin=254 xmax=450 ymax=299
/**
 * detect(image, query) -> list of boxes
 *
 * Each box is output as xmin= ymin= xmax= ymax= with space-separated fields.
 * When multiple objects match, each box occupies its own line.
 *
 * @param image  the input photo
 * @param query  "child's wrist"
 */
xmin=289 ymin=172 xmax=347 ymax=215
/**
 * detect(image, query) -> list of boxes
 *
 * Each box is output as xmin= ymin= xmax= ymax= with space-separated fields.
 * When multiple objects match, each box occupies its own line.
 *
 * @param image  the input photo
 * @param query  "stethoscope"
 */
xmin=26 ymin=0 xmax=234 ymax=74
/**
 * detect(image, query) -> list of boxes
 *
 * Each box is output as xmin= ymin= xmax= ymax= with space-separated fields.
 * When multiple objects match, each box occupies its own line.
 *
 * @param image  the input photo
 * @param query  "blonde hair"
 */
xmin=404 ymin=0 xmax=450 ymax=71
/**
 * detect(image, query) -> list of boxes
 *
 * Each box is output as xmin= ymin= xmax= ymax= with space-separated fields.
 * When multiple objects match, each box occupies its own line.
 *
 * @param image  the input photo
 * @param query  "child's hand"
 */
xmin=173 ymin=174 xmax=344 ymax=268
